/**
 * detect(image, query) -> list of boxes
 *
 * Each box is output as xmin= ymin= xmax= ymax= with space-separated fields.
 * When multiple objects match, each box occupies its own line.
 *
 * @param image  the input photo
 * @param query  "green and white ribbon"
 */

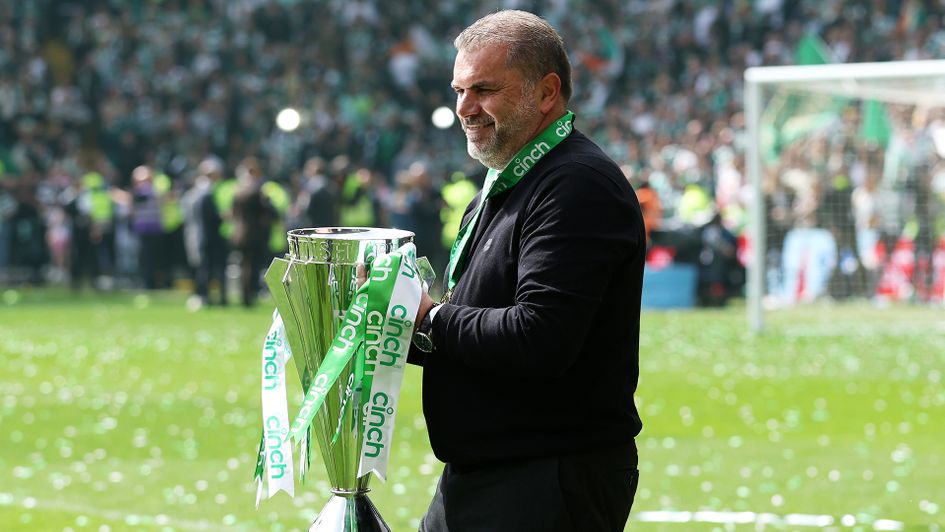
xmin=254 ymin=311 xmax=295 ymax=506
xmin=287 ymin=243 xmax=422 ymax=481
xmin=446 ymin=111 xmax=575 ymax=292
xmin=357 ymin=246 xmax=421 ymax=480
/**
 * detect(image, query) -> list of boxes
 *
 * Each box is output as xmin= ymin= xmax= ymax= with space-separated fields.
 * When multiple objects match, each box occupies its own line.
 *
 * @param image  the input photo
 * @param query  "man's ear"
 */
xmin=536 ymin=73 xmax=561 ymax=114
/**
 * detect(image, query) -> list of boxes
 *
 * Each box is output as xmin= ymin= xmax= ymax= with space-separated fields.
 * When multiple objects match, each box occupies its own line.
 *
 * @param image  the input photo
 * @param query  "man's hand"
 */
xmin=359 ymin=261 xmax=435 ymax=325
xmin=416 ymin=290 xmax=436 ymax=325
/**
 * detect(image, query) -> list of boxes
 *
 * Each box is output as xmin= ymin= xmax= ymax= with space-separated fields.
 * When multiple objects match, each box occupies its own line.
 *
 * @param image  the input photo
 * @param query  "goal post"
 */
xmin=744 ymin=60 xmax=945 ymax=333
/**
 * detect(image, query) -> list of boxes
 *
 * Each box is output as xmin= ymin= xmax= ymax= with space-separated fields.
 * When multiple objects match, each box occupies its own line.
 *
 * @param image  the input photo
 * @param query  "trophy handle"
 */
xmin=308 ymin=491 xmax=391 ymax=532
xmin=415 ymin=256 xmax=436 ymax=292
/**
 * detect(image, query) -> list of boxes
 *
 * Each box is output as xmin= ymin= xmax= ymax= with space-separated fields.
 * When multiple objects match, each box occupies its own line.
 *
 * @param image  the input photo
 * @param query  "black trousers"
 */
xmin=195 ymin=243 xmax=228 ymax=305
xmin=420 ymin=444 xmax=639 ymax=532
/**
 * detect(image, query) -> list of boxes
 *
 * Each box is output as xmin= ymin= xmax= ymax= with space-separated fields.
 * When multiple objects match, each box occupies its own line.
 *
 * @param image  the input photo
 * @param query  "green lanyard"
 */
xmin=445 ymin=111 xmax=575 ymax=293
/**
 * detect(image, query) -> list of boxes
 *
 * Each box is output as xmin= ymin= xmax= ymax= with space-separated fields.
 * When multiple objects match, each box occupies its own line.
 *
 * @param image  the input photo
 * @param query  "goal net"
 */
xmin=745 ymin=60 xmax=945 ymax=332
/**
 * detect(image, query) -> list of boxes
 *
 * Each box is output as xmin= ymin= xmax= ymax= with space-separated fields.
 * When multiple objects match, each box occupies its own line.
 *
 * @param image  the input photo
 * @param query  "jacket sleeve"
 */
xmin=406 ymin=345 xmax=426 ymax=367
xmin=431 ymin=163 xmax=643 ymax=377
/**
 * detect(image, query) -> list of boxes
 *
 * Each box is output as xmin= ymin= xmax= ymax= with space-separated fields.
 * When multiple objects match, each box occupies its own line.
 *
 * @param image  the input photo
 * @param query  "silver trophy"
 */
xmin=264 ymin=227 xmax=416 ymax=532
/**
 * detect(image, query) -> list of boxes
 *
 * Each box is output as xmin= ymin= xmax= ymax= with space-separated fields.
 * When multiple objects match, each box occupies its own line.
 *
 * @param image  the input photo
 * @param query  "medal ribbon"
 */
xmin=445 ymin=111 xmax=574 ymax=291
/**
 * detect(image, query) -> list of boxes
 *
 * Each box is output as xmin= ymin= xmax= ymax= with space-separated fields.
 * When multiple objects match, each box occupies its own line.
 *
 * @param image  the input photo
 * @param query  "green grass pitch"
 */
xmin=1 ymin=289 xmax=942 ymax=531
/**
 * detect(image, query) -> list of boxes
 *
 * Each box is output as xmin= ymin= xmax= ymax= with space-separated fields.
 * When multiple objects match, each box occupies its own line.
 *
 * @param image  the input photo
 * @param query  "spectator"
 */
xmin=6 ymin=179 xmax=48 ymax=284
xmin=289 ymin=156 xmax=339 ymax=230
xmin=230 ymin=156 xmax=273 ymax=307
xmin=386 ymin=162 xmax=444 ymax=272
xmin=182 ymin=156 xmax=229 ymax=308
xmin=0 ymin=1 xmax=942 ymax=305
xmin=129 ymin=165 xmax=166 ymax=289
xmin=61 ymin=168 xmax=116 ymax=291
xmin=628 ymin=170 xmax=663 ymax=248
xmin=697 ymin=212 xmax=742 ymax=307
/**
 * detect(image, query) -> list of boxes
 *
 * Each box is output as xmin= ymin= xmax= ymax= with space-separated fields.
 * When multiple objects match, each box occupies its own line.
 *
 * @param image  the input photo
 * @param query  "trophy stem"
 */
xmin=309 ymin=490 xmax=391 ymax=532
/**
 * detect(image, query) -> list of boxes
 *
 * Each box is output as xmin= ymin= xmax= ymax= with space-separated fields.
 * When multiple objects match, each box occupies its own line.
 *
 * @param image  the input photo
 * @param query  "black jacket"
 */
xmin=414 ymin=130 xmax=645 ymax=468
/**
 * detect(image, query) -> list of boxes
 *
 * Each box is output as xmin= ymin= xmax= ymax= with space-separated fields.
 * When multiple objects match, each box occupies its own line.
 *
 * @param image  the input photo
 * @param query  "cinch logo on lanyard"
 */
xmin=444 ymin=111 xmax=575 ymax=297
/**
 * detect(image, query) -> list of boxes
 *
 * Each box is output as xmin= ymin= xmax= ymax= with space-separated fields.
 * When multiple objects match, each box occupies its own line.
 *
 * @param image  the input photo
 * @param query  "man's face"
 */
xmin=452 ymin=42 xmax=542 ymax=170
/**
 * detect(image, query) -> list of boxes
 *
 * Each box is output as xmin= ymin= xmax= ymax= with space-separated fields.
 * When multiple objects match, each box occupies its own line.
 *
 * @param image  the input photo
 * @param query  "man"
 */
xmin=129 ymin=165 xmax=166 ymax=289
xmin=410 ymin=10 xmax=645 ymax=531
xmin=290 ymin=156 xmax=339 ymax=229
xmin=182 ymin=156 xmax=229 ymax=308
xmin=230 ymin=156 xmax=274 ymax=307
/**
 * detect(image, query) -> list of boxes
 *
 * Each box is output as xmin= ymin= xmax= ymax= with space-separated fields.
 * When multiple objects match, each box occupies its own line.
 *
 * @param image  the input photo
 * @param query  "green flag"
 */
xmin=795 ymin=34 xmax=831 ymax=65
xmin=860 ymin=99 xmax=892 ymax=148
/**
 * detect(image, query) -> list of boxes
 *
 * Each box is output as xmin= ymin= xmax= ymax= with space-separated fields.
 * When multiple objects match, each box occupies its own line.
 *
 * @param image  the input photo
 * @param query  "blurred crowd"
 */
xmin=1 ymin=0 xmax=945 ymax=305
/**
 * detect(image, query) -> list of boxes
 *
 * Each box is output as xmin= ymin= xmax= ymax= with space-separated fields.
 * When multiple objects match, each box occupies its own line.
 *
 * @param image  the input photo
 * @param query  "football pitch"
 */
xmin=1 ymin=289 xmax=942 ymax=531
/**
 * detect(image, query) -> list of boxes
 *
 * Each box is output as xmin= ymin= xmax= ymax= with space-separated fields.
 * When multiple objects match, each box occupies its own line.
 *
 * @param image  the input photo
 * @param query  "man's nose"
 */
xmin=456 ymin=92 xmax=481 ymax=120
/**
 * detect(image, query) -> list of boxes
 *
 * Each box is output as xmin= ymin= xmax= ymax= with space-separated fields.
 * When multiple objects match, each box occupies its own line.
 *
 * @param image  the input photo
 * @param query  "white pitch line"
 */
xmin=0 ymin=492 xmax=219 ymax=530
xmin=633 ymin=510 xmax=908 ymax=530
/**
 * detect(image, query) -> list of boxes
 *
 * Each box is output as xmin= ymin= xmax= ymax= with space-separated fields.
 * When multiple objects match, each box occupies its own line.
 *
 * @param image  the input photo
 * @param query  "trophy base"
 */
xmin=309 ymin=492 xmax=391 ymax=532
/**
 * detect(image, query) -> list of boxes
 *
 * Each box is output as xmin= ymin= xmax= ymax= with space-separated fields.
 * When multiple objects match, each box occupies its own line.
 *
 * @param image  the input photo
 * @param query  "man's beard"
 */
xmin=465 ymin=96 xmax=541 ymax=170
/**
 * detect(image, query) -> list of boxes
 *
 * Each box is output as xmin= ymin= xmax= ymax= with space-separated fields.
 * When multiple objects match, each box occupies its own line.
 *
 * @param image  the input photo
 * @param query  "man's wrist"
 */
xmin=413 ymin=303 xmax=439 ymax=353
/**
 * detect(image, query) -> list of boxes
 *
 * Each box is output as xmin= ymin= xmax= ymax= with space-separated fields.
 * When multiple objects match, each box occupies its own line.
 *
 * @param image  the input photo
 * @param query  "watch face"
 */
xmin=413 ymin=332 xmax=434 ymax=353
xmin=412 ymin=309 xmax=435 ymax=353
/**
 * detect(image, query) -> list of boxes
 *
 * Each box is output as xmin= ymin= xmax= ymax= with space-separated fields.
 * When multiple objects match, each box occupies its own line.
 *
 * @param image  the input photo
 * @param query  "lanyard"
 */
xmin=445 ymin=111 xmax=575 ymax=293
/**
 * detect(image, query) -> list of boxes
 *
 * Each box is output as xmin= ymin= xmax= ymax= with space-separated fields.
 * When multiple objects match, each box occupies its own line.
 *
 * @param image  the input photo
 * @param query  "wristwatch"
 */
xmin=412 ymin=304 xmax=438 ymax=353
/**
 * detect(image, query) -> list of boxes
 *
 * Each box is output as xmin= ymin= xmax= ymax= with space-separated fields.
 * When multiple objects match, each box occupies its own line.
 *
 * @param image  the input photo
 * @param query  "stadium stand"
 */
xmin=0 ymin=0 xmax=942 ymax=305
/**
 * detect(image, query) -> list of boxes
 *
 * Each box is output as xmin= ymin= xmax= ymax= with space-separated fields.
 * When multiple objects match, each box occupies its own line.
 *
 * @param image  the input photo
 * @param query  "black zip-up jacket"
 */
xmin=412 ymin=129 xmax=645 ymax=469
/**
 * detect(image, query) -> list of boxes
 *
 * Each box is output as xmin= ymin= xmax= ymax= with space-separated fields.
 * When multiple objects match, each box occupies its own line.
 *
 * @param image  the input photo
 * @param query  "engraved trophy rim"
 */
xmin=286 ymin=227 xmax=415 ymax=266
xmin=288 ymin=227 xmax=414 ymax=241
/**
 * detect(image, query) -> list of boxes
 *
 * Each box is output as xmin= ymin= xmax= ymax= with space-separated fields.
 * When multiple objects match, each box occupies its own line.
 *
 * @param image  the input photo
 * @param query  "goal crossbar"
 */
xmin=745 ymin=60 xmax=945 ymax=85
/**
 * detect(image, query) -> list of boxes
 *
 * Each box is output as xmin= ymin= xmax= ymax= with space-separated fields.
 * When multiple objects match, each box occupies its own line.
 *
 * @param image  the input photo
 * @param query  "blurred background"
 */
xmin=2 ymin=1 xmax=945 ymax=531
xmin=1 ymin=0 xmax=940 ymax=307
